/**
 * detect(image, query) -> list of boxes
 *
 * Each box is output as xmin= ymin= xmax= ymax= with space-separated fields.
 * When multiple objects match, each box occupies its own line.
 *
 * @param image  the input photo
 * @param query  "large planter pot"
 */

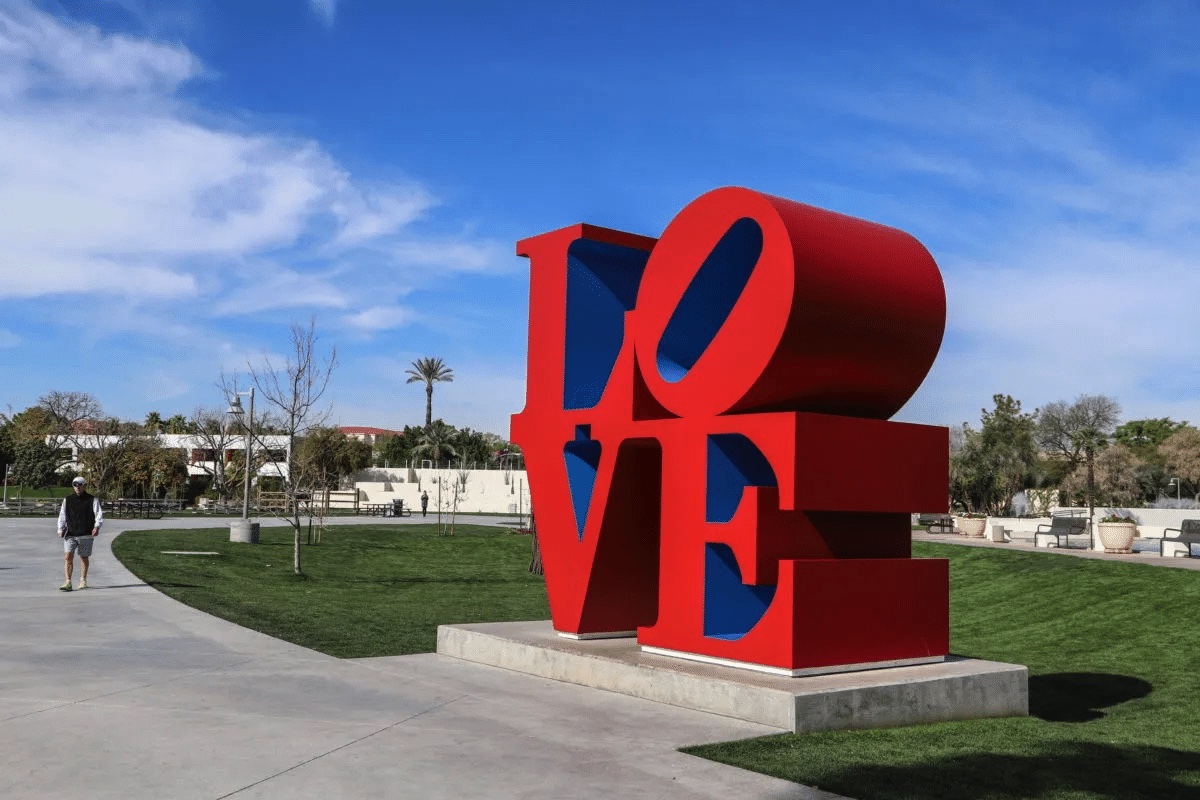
xmin=956 ymin=517 xmax=987 ymax=537
xmin=1097 ymin=522 xmax=1137 ymax=553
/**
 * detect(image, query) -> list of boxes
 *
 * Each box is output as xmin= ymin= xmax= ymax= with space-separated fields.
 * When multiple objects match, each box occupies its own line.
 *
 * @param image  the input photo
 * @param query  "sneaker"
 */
xmin=77 ymin=579 xmax=87 ymax=590
xmin=59 ymin=581 xmax=72 ymax=591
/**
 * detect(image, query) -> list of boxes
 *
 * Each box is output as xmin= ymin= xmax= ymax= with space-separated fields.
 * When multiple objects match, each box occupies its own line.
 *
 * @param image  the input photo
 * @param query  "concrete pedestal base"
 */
xmin=229 ymin=520 xmax=260 ymax=543
xmin=438 ymin=620 xmax=1028 ymax=733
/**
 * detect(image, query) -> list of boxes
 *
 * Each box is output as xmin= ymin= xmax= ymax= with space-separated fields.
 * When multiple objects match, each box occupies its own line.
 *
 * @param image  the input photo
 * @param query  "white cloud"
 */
xmin=0 ymin=254 xmax=197 ymax=300
xmin=0 ymin=2 xmax=200 ymax=97
xmin=213 ymin=264 xmax=351 ymax=315
xmin=142 ymin=369 xmax=192 ymax=402
xmin=0 ymin=3 xmax=484 ymax=316
xmin=0 ymin=328 xmax=20 ymax=347
xmin=331 ymin=183 xmax=434 ymax=246
xmin=389 ymin=239 xmax=511 ymax=273
xmin=308 ymin=0 xmax=339 ymax=27
xmin=345 ymin=305 xmax=416 ymax=332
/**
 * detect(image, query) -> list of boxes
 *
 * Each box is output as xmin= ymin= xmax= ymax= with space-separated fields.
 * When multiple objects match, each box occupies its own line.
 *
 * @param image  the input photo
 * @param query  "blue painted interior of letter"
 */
xmin=703 ymin=435 xmax=779 ymax=639
xmin=563 ymin=426 xmax=602 ymax=541
xmin=705 ymin=433 xmax=777 ymax=523
xmin=703 ymin=543 xmax=777 ymax=640
xmin=564 ymin=239 xmax=649 ymax=409
xmin=656 ymin=217 xmax=763 ymax=383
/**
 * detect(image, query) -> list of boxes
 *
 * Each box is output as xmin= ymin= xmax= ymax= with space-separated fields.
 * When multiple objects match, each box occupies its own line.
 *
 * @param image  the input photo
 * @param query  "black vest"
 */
xmin=64 ymin=492 xmax=96 ymax=535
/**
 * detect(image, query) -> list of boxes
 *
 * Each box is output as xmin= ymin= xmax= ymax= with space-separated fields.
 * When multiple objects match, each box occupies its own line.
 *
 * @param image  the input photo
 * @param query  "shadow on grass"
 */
xmin=1029 ymin=673 xmax=1153 ymax=722
xmin=808 ymin=743 xmax=1200 ymax=800
xmin=146 ymin=581 xmax=203 ymax=589
xmin=351 ymin=576 xmax=535 ymax=586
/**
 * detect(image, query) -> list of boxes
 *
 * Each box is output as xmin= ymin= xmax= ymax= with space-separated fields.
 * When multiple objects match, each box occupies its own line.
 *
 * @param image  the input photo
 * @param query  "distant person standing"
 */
xmin=420 ymin=491 xmax=429 ymax=518
xmin=57 ymin=477 xmax=103 ymax=591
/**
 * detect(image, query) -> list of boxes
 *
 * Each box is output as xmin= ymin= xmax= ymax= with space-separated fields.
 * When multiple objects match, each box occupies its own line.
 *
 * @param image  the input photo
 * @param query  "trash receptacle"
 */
xmin=392 ymin=499 xmax=404 ymax=517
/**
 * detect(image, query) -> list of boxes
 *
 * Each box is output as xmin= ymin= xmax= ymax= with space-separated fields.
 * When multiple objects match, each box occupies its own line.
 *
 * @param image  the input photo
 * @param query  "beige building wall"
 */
xmin=353 ymin=466 xmax=533 ymax=516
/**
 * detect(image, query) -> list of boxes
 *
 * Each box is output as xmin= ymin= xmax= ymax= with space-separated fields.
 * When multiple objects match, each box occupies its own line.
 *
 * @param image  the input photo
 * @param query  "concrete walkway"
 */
xmin=0 ymin=516 xmax=838 ymax=800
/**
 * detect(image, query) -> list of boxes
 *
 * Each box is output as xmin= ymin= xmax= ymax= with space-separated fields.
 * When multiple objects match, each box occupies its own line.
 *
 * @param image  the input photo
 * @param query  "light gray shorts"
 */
xmin=64 ymin=536 xmax=94 ymax=557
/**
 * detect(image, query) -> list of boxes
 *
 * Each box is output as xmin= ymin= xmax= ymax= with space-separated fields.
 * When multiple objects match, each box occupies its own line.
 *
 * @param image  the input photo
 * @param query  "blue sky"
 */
xmin=1 ymin=0 xmax=1199 ymax=436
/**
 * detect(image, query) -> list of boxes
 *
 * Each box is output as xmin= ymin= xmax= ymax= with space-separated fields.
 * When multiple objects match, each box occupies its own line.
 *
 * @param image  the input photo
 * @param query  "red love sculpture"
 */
xmin=511 ymin=187 xmax=950 ymax=674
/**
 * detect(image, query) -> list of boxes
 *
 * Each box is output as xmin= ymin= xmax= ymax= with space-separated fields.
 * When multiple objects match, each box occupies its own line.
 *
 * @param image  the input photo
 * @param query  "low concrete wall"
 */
xmin=352 ymin=467 xmax=532 ymax=516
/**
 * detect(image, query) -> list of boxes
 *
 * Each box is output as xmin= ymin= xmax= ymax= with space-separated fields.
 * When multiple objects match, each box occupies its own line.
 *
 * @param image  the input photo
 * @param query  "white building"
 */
xmin=51 ymin=434 xmax=292 ymax=481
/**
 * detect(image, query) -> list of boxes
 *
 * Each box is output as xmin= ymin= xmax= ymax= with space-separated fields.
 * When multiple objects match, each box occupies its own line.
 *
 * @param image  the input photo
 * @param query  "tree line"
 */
xmin=951 ymin=393 xmax=1200 ymax=517
xmin=0 ymin=390 xmax=377 ymax=502
xmin=372 ymin=421 xmax=520 ymax=471
xmin=1 ymin=366 xmax=516 ymax=507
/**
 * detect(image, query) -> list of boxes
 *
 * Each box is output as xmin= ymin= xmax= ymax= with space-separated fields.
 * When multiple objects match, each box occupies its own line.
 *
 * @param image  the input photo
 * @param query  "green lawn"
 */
xmin=684 ymin=543 xmax=1200 ymax=800
xmin=111 ymin=524 xmax=549 ymax=657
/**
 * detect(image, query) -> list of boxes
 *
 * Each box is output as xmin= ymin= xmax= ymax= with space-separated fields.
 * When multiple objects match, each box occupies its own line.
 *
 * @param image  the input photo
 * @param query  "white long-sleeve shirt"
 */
xmin=58 ymin=496 xmax=104 ymax=535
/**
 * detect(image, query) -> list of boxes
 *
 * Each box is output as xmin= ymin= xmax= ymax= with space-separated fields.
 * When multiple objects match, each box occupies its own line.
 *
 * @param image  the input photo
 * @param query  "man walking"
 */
xmin=420 ymin=490 xmax=428 ymax=518
xmin=57 ymin=477 xmax=103 ymax=591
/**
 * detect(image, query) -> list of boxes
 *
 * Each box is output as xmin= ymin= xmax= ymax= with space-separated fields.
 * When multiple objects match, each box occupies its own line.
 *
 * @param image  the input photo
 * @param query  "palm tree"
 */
xmin=406 ymin=357 xmax=454 ymax=428
xmin=412 ymin=420 xmax=459 ymax=466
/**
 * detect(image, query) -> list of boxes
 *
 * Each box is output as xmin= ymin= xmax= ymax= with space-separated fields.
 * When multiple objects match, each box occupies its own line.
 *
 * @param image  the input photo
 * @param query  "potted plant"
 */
xmin=1097 ymin=513 xmax=1138 ymax=553
xmin=955 ymin=511 xmax=988 ymax=538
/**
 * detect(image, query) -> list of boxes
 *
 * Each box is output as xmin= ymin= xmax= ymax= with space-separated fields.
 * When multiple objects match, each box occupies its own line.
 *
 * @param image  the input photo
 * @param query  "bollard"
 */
xmin=230 ymin=520 xmax=260 ymax=544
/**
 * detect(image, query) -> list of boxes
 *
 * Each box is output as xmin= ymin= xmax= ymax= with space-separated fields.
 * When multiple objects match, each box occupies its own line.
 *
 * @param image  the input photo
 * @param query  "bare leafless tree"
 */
xmin=39 ymin=391 xmax=103 ymax=431
xmin=528 ymin=511 xmax=543 ymax=575
xmin=38 ymin=391 xmax=103 ymax=469
xmin=240 ymin=318 xmax=338 ymax=575
xmin=447 ymin=468 xmax=470 ymax=536
xmin=187 ymin=407 xmax=238 ymax=501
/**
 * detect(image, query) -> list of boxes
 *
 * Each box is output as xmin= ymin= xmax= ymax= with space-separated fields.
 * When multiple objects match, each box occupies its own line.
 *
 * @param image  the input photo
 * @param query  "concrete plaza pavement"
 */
xmin=0 ymin=515 xmax=840 ymax=800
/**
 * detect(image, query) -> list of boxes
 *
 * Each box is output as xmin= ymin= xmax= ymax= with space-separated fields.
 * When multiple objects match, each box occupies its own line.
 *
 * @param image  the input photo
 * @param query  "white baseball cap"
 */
xmin=72 ymin=477 xmax=86 ymax=486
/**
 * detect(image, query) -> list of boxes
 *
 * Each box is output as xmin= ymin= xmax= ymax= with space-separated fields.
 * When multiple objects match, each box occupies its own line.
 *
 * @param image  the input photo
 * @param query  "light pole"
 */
xmin=226 ymin=389 xmax=258 ymax=543
xmin=1168 ymin=477 xmax=1182 ymax=504
xmin=227 ymin=389 xmax=255 ymax=519
xmin=2 ymin=464 xmax=11 ymax=507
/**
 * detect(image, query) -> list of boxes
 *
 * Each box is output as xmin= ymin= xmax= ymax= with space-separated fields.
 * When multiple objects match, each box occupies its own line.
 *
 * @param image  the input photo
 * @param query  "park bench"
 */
xmin=102 ymin=499 xmax=177 ymax=519
xmin=0 ymin=498 xmax=59 ymax=516
xmin=1160 ymin=519 xmax=1200 ymax=558
xmin=1034 ymin=516 xmax=1089 ymax=549
xmin=917 ymin=513 xmax=954 ymax=533
xmin=358 ymin=503 xmax=391 ymax=516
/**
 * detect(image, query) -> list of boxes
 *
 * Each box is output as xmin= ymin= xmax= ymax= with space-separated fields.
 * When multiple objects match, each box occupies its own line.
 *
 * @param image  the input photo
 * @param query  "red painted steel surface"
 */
xmin=510 ymin=187 xmax=950 ymax=672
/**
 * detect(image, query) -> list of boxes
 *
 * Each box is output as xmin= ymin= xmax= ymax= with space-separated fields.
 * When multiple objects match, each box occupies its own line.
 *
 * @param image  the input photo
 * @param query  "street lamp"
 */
xmin=226 ymin=389 xmax=255 ymax=519
xmin=2 ymin=464 xmax=11 ymax=507
xmin=226 ymin=389 xmax=256 ymax=543
xmin=1167 ymin=477 xmax=1182 ymax=504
